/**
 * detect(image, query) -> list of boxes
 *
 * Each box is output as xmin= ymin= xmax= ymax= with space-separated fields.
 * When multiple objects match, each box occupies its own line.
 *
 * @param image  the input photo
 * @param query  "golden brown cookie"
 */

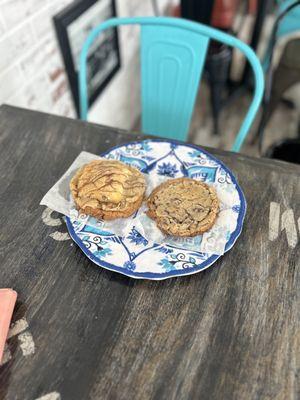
xmin=70 ymin=159 xmax=146 ymax=220
xmin=147 ymin=177 xmax=219 ymax=237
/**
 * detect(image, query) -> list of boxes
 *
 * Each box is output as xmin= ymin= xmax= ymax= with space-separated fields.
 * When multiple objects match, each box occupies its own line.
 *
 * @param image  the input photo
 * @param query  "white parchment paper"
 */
xmin=41 ymin=151 xmax=238 ymax=255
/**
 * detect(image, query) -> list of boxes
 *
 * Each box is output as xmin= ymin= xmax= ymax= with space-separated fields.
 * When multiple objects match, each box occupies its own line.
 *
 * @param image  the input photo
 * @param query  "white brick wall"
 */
xmin=0 ymin=0 xmax=177 ymax=126
xmin=0 ymin=0 xmax=75 ymax=118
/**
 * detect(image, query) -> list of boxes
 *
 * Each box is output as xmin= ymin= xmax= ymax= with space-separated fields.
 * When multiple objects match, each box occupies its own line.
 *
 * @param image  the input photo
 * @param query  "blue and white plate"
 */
xmin=66 ymin=140 xmax=246 ymax=280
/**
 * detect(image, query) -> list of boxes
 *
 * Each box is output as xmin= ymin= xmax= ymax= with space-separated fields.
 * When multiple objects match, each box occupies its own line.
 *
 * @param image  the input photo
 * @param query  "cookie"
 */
xmin=70 ymin=159 xmax=146 ymax=220
xmin=147 ymin=177 xmax=219 ymax=237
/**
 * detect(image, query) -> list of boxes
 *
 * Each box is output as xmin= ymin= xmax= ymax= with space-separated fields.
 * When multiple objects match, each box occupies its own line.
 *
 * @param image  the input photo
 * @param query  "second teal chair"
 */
xmin=79 ymin=17 xmax=264 ymax=152
xmin=276 ymin=0 xmax=300 ymax=37
xmin=262 ymin=0 xmax=300 ymax=71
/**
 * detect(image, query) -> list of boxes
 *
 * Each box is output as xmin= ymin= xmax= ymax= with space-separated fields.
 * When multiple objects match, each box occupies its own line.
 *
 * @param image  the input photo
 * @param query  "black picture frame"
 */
xmin=53 ymin=0 xmax=120 ymax=117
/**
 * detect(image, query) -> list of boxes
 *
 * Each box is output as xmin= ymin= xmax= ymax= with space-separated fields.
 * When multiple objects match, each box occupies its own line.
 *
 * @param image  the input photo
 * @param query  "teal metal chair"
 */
xmin=262 ymin=0 xmax=300 ymax=71
xmin=276 ymin=0 xmax=300 ymax=38
xmin=79 ymin=17 xmax=264 ymax=152
xmin=255 ymin=1 xmax=300 ymax=151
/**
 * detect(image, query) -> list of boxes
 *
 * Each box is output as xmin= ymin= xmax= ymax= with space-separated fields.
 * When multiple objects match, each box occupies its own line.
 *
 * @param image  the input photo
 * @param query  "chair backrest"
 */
xmin=262 ymin=1 xmax=300 ymax=84
xmin=79 ymin=17 xmax=264 ymax=152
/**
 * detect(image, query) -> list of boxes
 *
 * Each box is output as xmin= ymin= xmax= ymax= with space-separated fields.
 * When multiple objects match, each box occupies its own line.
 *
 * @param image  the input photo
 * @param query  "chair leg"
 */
xmin=257 ymin=103 xmax=274 ymax=153
xmin=209 ymin=81 xmax=223 ymax=135
xmin=206 ymin=44 xmax=231 ymax=135
xmin=254 ymin=85 xmax=281 ymax=149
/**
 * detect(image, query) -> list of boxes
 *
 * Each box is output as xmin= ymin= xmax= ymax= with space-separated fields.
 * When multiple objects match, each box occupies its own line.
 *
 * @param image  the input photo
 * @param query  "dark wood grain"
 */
xmin=0 ymin=105 xmax=299 ymax=400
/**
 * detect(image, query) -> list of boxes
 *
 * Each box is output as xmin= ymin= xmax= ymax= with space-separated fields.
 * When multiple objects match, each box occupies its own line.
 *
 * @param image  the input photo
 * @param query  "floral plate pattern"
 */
xmin=66 ymin=139 xmax=246 ymax=280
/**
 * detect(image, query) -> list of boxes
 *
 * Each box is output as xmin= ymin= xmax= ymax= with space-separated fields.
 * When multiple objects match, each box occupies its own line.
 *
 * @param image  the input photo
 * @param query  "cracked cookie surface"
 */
xmin=147 ymin=177 xmax=219 ymax=237
xmin=70 ymin=159 xmax=146 ymax=220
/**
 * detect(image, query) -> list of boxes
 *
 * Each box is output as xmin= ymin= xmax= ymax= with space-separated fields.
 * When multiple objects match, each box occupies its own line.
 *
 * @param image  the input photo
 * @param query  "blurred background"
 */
xmin=0 ymin=0 xmax=300 ymax=158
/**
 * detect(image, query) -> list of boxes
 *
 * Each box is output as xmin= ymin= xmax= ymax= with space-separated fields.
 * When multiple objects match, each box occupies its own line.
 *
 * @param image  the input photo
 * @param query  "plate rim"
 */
xmin=66 ymin=139 xmax=246 ymax=280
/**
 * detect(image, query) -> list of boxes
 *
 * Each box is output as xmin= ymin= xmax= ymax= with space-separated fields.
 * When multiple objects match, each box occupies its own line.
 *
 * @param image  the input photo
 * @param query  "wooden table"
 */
xmin=0 ymin=105 xmax=299 ymax=400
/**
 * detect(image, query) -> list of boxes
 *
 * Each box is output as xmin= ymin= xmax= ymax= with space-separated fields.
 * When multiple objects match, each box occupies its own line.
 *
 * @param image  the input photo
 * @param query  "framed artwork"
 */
xmin=53 ymin=0 xmax=120 ymax=117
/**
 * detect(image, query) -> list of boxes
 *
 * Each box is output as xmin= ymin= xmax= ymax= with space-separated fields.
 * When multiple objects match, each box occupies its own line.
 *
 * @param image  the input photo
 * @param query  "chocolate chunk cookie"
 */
xmin=70 ymin=159 xmax=146 ymax=220
xmin=147 ymin=177 xmax=219 ymax=237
